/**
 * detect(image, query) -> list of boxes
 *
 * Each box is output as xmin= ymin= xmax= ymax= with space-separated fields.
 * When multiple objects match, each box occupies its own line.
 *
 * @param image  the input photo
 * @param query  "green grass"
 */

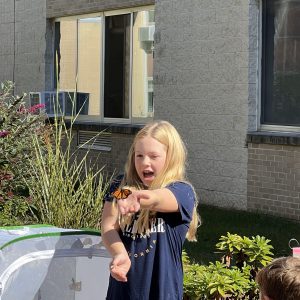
xmin=184 ymin=204 xmax=300 ymax=265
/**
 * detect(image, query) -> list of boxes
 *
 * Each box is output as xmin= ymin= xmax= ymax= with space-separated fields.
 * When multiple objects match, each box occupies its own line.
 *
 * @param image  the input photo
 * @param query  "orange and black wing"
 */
xmin=111 ymin=188 xmax=132 ymax=200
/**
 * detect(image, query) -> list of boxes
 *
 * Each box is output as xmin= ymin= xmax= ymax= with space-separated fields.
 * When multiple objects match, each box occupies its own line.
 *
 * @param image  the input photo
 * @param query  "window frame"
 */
xmin=53 ymin=5 xmax=155 ymax=125
xmin=259 ymin=0 xmax=300 ymax=132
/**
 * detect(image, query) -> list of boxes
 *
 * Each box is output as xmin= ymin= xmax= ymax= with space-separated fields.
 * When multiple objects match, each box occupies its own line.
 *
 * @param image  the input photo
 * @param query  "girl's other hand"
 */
xmin=110 ymin=252 xmax=131 ymax=282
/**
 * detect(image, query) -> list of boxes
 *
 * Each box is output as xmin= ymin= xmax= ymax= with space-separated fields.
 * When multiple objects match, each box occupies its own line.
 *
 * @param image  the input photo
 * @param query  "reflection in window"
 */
xmin=54 ymin=17 xmax=101 ymax=119
xmin=78 ymin=18 xmax=102 ymax=116
xmin=261 ymin=0 xmax=300 ymax=126
xmin=132 ymin=10 xmax=155 ymax=120
xmin=55 ymin=20 xmax=77 ymax=91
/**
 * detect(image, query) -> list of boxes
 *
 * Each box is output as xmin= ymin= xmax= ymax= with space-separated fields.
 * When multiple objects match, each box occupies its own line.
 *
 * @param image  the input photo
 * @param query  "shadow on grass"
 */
xmin=184 ymin=204 xmax=300 ymax=265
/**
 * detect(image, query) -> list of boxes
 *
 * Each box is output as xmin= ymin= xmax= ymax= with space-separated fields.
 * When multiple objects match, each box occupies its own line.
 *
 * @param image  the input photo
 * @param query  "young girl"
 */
xmin=101 ymin=120 xmax=199 ymax=300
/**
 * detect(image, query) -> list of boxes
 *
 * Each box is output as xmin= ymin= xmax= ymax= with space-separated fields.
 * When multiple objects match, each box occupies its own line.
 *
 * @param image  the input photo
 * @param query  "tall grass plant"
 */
xmin=26 ymin=94 xmax=109 ymax=229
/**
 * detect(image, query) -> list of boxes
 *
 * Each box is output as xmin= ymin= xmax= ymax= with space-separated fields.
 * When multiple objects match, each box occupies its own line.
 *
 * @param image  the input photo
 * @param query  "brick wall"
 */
xmin=0 ymin=0 xmax=14 ymax=82
xmin=46 ymin=0 xmax=154 ymax=18
xmin=248 ymin=143 xmax=300 ymax=221
xmin=154 ymin=0 xmax=256 ymax=209
xmin=0 ymin=0 xmax=47 ymax=94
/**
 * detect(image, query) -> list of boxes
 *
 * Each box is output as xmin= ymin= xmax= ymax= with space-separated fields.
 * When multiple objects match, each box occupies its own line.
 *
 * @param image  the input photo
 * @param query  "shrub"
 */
xmin=26 ymin=96 xmax=110 ymax=229
xmin=0 ymin=81 xmax=46 ymax=225
xmin=183 ymin=233 xmax=274 ymax=300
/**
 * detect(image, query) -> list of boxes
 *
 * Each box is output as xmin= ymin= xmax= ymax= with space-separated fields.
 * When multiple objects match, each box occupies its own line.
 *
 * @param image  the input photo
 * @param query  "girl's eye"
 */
xmin=136 ymin=154 xmax=143 ymax=158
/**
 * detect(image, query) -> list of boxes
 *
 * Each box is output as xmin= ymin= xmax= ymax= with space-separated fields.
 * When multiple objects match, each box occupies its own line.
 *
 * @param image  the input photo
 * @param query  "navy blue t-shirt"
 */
xmin=104 ymin=177 xmax=195 ymax=300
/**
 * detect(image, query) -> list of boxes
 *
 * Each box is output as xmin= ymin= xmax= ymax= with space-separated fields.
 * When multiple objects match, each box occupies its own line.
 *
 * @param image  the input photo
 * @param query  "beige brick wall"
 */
xmin=248 ymin=143 xmax=300 ymax=220
xmin=154 ymin=0 xmax=255 ymax=209
xmin=0 ymin=0 xmax=47 ymax=94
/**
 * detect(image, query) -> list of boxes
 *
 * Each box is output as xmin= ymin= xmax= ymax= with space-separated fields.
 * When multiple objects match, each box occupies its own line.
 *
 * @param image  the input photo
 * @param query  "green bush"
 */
xmin=0 ymin=81 xmax=46 ymax=225
xmin=183 ymin=233 xmax=274 ymax=300
xmin=26 ymin=97 xmax=110 ymax=229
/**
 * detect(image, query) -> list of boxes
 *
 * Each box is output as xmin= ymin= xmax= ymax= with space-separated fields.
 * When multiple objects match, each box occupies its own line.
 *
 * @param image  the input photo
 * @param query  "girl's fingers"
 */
xmin=134 ymin=202 xmax=140 ymax=211
xmin=129 ymin=205 xmax=136 ymax=213
xmin=110 ymin=266 xmax=128 ymax=282
xmin=117 ymin=192 xmax=142 ymax=215
xmin=110 ymin=271 xmax=127 ymax=282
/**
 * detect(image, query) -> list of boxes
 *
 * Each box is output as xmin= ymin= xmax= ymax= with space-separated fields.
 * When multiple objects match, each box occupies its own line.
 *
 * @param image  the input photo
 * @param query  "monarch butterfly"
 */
xmin=111 ymin=188 xmax=132 ymax=200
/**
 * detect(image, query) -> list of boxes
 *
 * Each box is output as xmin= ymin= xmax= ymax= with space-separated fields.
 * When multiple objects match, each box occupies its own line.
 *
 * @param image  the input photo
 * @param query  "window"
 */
xmin=54 ymin=7 xmax=155 ymax=123
xmin=261 ymin=0 xmax=300 ymax=126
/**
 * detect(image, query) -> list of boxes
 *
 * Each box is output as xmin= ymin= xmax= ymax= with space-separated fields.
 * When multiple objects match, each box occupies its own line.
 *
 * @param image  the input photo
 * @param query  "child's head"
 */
xmin=256 ymin=256 xmax=300 ymax=300
xmin=125 ymin=120 xmax=187 ymax=188
xmin=122 ymin=120 xmax=200 ymax=241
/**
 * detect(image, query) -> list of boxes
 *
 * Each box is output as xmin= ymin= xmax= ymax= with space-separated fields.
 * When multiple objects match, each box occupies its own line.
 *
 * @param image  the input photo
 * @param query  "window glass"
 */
xmin=54 ymin=17 xmax=102 ymax=119
xmin=104 ymin=14 xmax=131 ymax=119
xmin=132 ymin=10 xmax=155 ymax=121
xmin=53 ymin=7 xmax=155 ymax=123
xmin=55 ymin=20 xmax=77 ymax=91
xmin=77 ymin=17 xmax=102 ymax=118
xmin=262 ymin=0 xmax=300 ymax=126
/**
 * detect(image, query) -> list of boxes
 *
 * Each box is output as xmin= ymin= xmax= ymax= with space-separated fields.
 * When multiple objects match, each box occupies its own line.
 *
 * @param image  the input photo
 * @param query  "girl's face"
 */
xmin=134 ymin=136 xmax=167 ymax=187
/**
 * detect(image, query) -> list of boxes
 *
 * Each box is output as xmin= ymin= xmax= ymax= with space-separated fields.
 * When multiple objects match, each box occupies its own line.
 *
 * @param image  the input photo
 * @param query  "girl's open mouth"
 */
xmin=143 ymin=170 xmax=154 ymax=179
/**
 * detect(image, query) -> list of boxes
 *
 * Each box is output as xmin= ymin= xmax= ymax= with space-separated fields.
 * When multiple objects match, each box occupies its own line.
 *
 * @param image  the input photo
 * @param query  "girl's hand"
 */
xmin=110 ymin=252 xmax=131 ymax=282
xmin=117 ymin=190 xmax=150 ymax=215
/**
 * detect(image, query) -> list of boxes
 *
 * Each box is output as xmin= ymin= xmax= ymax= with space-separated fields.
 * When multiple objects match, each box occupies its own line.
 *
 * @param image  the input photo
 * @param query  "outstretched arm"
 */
xmin=117 ymin=188 xmax=179 ymax=215
xmin=101 ymin=201 xmax=131 ymax=282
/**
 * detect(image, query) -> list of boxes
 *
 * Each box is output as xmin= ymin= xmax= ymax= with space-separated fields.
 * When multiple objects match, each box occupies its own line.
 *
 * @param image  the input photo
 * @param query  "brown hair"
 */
xmin=256 ymin=256 xmax=300 ymax=300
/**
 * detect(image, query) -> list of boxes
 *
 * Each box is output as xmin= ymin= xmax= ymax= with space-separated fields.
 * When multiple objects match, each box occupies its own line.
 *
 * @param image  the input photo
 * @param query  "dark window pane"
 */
xmin=104 ymin=14 xmax=131 ymax=119
xmin=262 ymin=0 xmax=300 ymax=126
xmin=54 ymin=22 xmax=61 ymax=89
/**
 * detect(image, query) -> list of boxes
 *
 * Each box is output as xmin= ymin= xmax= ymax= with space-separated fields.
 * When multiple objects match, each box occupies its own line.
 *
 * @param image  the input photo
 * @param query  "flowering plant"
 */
xmin=0 ymin=81 xmax=46 ymax=225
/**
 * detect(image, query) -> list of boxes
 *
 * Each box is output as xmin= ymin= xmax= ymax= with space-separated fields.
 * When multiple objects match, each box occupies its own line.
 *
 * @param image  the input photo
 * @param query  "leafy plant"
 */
xmin=216 ymin=233 xmax=274 ymax=277
xmin=26 ymin=95 xmax=110 ymax=229
xmin=0 ymin=81 xmax=46 ymax=225
xmin=183 ymin=233 xmax=274 ymax=300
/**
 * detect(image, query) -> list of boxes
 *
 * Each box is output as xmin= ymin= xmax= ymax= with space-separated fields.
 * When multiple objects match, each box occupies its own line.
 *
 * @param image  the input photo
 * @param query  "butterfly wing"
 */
xmin=123 ymin=189 xmax=132 ymax=198
xmin=111 ymin=188 xmax=122 ymax=200
xmin=111 ymin=188 xmax=132 ymax=200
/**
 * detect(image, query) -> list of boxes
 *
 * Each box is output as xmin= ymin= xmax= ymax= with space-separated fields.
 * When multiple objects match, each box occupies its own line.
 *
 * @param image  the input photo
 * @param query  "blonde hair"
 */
xmin=120 ymin=120 xmax=200 ymax=241
xmin=256 ymin=256 xmax=300 ymax=300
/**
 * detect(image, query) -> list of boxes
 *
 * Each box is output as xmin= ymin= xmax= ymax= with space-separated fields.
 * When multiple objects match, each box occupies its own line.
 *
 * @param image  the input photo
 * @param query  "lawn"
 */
xmin=184 ymin=204 xmax=300 ymax=265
